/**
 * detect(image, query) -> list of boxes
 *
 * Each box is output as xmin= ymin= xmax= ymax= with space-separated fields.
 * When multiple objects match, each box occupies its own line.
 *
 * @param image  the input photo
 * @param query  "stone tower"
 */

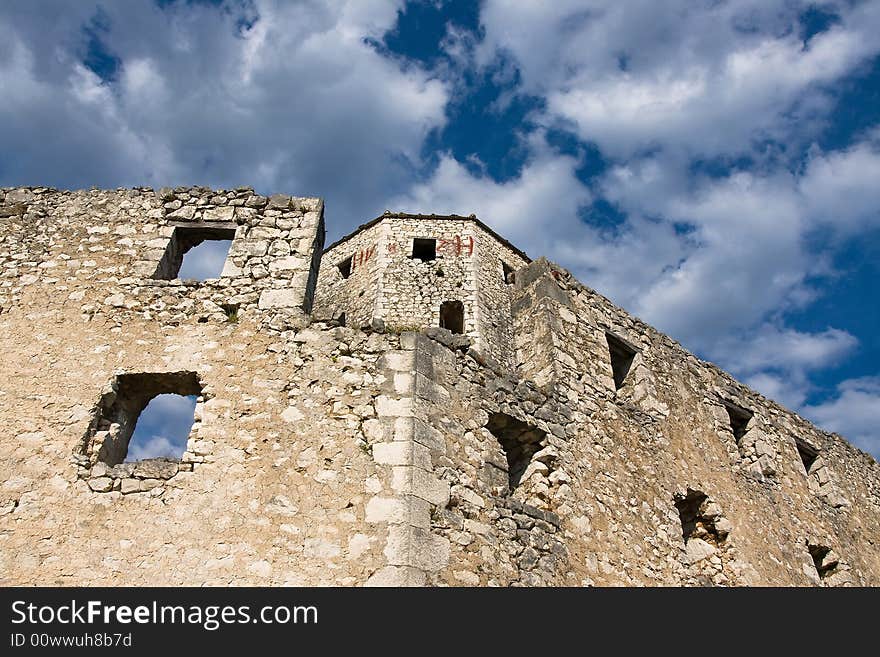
xmin=314 ymin=212 xmax=529 ymax=368
xmin=1 ymin=186 xmax=878 ymax=587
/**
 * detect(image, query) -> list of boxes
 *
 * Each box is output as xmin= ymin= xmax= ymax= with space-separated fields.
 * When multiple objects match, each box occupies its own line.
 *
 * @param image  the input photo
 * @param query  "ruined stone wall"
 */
xmin=316 ymin=215 xmax=528 ymax=368
xmin=368 ymin=217 xmax=479 ymax=336
xmin=502 ymin=259 xmax=880 ymax=585
xmin=312 ymin=221 xmax=384 ymax=327
xmin=473 ymin=231 xmax=529 ymax=370
xmin=1 ymin=187 xmax=877 ymax=587
xmin=0 ymin=187 xmax=397 ymax=586
xmin=0 ymin=186 xmax=325 ymax=331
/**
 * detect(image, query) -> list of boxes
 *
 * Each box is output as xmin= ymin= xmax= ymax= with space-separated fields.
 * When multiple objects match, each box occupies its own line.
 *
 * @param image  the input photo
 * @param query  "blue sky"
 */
xmin=126 ymin=394 xmax=197 ymax=461
xmin=1 ymin=0 xmax=878 ymax=459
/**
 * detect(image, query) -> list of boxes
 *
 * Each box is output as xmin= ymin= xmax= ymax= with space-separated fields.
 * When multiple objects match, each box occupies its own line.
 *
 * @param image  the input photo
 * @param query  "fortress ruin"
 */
xmin=0 ymin=185 xmax=878 ymax=586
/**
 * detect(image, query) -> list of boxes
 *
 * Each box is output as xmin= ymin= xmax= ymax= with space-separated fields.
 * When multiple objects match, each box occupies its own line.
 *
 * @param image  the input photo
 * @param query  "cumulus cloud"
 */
xmin=389 ymin=132 xmax=591 ymax=254
xmin=717 ymin=325 xmax=858 ymax=376
xmin=709 ymin=325 xmax=858 ymax=408
xmin=2 ymin=0 xmax=877 ymax=456
xmin=395 ymin=131 xmax=880 ymax=353
xmin=478 ymin=0 xmax=880 ymax=158
xmin=0 ymin=0 xmax=448 ymax=237
xmin=388 ymin=105 xmax=877 ymax=456
xmin=801 ymin=138 xmax=880 ymax=234
xmin=594 ymin=140 xmax=880 ymax=343
xmin=127 ymin=434 xmax=180 ymax=462
xmin=126 ymin=394 xmax=197 ymax=462
xmin=803 ymin=377 xmax=880 ymax=455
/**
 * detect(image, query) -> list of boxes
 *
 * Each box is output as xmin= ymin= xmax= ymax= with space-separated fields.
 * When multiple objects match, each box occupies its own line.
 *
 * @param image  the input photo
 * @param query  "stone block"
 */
xmin=219 ymin=259 xmax=242 ymax=277
xmin=167 ymin=205 xmax=196 ymax=220
xmin=6 ymin=189 xmax=34 ymax=204
xmin=202 ymin=206 xmax=235 ymax=221
xmin=365 ymin=566 xmax=426 ymax=587
xmin=372 ymin=441 xmax=431 ymax=469
xmin=685 ymin=538 xmax=716 ymax=564
xmin=132 ymin=459 xmax=178 ymax=480
xmin=268 ymin=194 xmax=291 ymax=210
xmin=87 ymin=477 xmax=113 ymax=493
xmin=259 ymin=288 xmax=302 ymax=310
xmin=398 ymin=417 xmax=446 ymax=456
xmin=383 ymin=525 xmax=450 ymax=572
xmin=120 ymin=479 xmax=141 ymax=495
xmin=365 ymin=496 xmax=429 ymax=528
xmin=391 ymin=466 xmax=449 ymax=506
xmin=281 ymin=406 xmax=305 ymax=423
xmin=381 ymin=351 xmax=414 ymax=372
xmin=413 ymin=372 xmax=449 ymax=403
xmin=393 ymin=372 xmax=413 ymax=394
xmin=376 ymin=395 xmax=414 ymax=418
xmin=232 ymin=239 xmax=268 ymax=257
xmin=268 ymin=256 xmax=306 ymax=273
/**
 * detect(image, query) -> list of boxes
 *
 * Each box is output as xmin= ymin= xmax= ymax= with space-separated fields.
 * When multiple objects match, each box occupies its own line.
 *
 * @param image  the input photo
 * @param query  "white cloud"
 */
xmin=388 ymin=132 xmax=591 ymax=257
xmin=577 ymin=161 xmax=811 ymax=347
xmin=126 ymin=434 xmax=179 ymax=462
xmin=801 ymin=139 xmax=880 ymax=234
xmin=803 ymin=377 xmax=880 ymax=455
xmin=742 ymin=372 xmax=809 ymax=411
xmin=0 ymin=0 xmax=448 ymax=237
xmin=126 ymin=394 xmax=197 ymax=462
xmin=2 ymin=0 xmax=877 ymax=459
xmin=591 ymin=138 xmax=880 ymax=348
xmin=478 ymin=0 xmax=880 ymax=158
xmin=709 ymin=325 xmax=858 ymax=408
xmin=717 ymin=325 xmax=857 ymax=376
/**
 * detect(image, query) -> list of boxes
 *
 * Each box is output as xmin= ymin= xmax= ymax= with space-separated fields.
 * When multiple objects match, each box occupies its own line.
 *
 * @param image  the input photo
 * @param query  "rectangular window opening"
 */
xmin=87 ymin=371 xmax=202 ymax=466
xmin=502 ymin=261 xmax=515 ymax=284
xmin=220 ymin=303 xmax=240 ymax=323
xmin=808 ymin=544 xmax=839 ymax=581
xmin=723 ymin=402 xmax=753 ymax=443
xmin=153 ymin=224 xmax=236 ymax=281
xmin=606 ymin=332 xmax=637 ymax=390
xmin=485 ymin=413 xmax=547 ymax=492
xmin=673 ymin=488 xmax=728 ymax=544
xmin=412 ymin=238 xmax=437 ymax=262
xmin=439 ymin=300 xmax=465 ymax=334
xmin=795 ymin=438 xmax=819 ymax=475
xmin=337 ymin=255 xmax=353 ymax=279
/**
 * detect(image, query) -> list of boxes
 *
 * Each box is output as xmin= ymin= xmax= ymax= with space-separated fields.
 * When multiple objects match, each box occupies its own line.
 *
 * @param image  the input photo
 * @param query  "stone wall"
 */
xmin=313 ymin=220 xmax=384 ymax=328
xmin=1 ymin=186 xmax=878 ymax=587
xmin=0 ymin=186 xmax=324 ymax=332
xmin=473 ymin=225 xmax=528 ymax=370
xmin=315 ymin=214 xmax=529 ymax=368
xmin=501 ymin=259 xmax=880 ymax=585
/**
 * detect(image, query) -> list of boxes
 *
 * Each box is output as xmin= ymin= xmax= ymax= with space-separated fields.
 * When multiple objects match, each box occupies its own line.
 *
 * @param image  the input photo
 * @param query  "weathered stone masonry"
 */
xmin=1 ymin=185 xmax=878 ymax=586
xmin=315 ymin=212 xmax=529 ymax=369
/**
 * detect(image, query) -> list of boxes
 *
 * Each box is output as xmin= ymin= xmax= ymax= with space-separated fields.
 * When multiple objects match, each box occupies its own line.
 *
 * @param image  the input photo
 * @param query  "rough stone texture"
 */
xmin=0 ymin=186 xmax=878 ymax=586
xmin=315 ymin=213 xmax=528 ymax=368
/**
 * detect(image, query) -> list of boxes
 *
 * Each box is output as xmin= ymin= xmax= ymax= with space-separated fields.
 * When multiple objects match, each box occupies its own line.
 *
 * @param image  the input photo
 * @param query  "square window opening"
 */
xmin=502 ymin=261 xmax=516 ymax=284
xmin=439 ymin=300 xmax=465 ymax=334
xmin=153 ymin=225 xmax=236 ymax=281
xmin=724 ymin=402 xmax=753 ymax=443
xmin=795 ymin=438 xmax=819 ymax=475
xmin=606 ymin=332 xmax=637 ymax=390
xmin=220 ymin=303 xmax=240 ymax=323
xmin=85 ymin=371 xmax=202 ymax=466
xmin=337 ymin=255 xmax=353 ymax=279
xmin=808 ymin=544 xmax=839 ymax=581
xmin=412 ymin=238 xmax=437 ymax=262
xmin=673 ymin=488 xmax=728 ymax=545
xmin=485 ymin=412 xmax=547 ymax=492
